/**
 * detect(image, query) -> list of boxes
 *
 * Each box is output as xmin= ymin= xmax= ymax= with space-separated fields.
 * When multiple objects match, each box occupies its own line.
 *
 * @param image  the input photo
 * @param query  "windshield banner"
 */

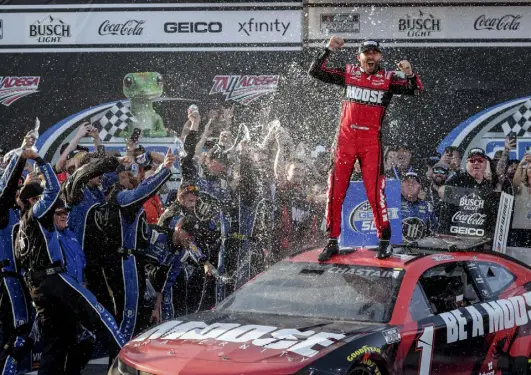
xmin=437 ymin=187 xmax=499 ymax=238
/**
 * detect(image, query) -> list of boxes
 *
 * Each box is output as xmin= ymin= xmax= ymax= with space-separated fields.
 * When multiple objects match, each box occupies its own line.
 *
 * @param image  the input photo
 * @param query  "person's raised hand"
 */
xmin=398 ymin=60 xmax=413 ymax=76
xmin=163 ymin=148 xmax=177 ymax=169
xmin=327 ymin=35 xmax=344 ymax=50
xmin=22 ymin=149 xmax=39 ymax=160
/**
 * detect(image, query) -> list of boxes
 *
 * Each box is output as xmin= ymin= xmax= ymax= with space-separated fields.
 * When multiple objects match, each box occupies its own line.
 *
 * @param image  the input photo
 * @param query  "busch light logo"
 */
xmin=398 ymin=10 xmax=442 ymax=37
xmin=349 ymin=201 xmax=399 ymax=232
xmin=438 ymin=95 xmax=531 ymax=163
xmin=29 ymin=15 xmax=71 ymax=43
xmin=459 ymin=193 xmax=485 ymax=210
xmin=209 ymin=75 xmax=279 ymax=105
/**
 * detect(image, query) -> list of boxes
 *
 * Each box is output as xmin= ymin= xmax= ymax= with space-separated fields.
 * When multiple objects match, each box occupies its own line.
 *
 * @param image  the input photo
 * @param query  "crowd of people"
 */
xmin=0 ymin=92 xmax=529 ymax=375
xmin=0 ymin=104 xmax=330 ymax=375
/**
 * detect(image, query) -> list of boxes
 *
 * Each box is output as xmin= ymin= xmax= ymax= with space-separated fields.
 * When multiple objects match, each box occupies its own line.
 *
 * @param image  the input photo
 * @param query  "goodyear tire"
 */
xmin=349 ymin=358 xmax=384 ymax=375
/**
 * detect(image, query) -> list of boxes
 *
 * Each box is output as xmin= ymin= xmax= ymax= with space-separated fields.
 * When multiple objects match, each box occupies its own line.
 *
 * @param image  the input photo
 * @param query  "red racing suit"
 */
xmin=309 ymin=48 xmax=423 ymax=240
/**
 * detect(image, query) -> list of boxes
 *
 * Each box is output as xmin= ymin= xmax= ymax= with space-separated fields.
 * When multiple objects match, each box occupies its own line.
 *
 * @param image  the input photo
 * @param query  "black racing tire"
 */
xmin=349 ymin=358 xmax=384 ymax=375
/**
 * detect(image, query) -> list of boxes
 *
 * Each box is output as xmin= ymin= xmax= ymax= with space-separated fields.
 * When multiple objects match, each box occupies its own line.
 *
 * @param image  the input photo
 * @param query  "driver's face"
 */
xmin=357 ymin=49 xmax=383 ymax=74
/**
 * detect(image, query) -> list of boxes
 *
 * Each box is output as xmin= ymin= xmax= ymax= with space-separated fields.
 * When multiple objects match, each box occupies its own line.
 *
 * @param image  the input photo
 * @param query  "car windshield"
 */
xmin=216 ymin=261 xmax=405 ymax=322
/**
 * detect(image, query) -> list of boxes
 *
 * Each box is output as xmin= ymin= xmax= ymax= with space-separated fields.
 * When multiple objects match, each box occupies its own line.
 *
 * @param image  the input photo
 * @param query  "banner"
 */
xmin=492 ymin=192 xmax=514 ymax=254
xmin=307 ymin=5 xmax=531 ymax=47
xmin=437 ymin=186 xmax=499 ymax=239
xmin=0 ymin=4 xmax=302 ymax=52
xmin=340 ymin=180 xmax=402 ymax=248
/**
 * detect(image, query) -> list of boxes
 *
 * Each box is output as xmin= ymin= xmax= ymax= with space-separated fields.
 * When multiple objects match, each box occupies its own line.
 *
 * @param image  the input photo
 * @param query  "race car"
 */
xmin=110 ymin=237 xmax=531 ymax=375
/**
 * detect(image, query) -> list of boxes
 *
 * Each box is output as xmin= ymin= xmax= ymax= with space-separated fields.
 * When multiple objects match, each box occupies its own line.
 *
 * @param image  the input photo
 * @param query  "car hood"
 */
xmin=120 ymin=311 xmax=383 ymax=375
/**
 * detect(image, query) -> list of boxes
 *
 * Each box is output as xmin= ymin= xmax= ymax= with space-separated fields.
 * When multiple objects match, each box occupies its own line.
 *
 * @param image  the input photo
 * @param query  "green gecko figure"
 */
xmin=122 ymin=72 xmax=167 ymax=138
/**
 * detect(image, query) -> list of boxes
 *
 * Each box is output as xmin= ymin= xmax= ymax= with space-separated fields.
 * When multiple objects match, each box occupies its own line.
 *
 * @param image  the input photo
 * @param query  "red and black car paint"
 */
xmin=110 ymin=247 xmax=531 ymax=375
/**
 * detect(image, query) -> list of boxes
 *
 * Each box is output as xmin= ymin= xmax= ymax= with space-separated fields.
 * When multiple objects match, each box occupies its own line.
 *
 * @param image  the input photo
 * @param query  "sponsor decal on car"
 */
xmin=131 ymin=320 xmax=346 ymax=358
xmin=0 ymin=76 xmax=40 ymax=106
xmin=431 ymin=254 xmax=455 ymax=262
xmin=382 ymin=327 xmax=401 ymax=344
xmin=327 ymin=266 xmax=401 ymax=279
xmin=346 ymin=345 xmax=381 ymax=362
xmin=209 ymin=75 xmax=279 ymax=105
xmin=439 ymin=291 xmax=531 ymax=343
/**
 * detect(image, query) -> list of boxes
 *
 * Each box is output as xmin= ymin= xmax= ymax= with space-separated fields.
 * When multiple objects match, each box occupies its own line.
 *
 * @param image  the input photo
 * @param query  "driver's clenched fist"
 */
xmin=327 ymin=35 xmax=345 ymax=50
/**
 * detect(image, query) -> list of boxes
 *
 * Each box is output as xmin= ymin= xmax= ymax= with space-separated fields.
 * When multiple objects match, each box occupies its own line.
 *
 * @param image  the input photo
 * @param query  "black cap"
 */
xmin=177 ymin=215 xmax=200 ymax=237
xmin=403 ymin=171 xmax=421 ymax=183
xmin=467 ymin=147 xmax=487 ymax=159
xmin=359 ymin=40 xmax=381 ymax=54
xmin=19 ymin=182 xmax=44 ymax=201
xmin=432 ymin=162 xmax=450 ymax=173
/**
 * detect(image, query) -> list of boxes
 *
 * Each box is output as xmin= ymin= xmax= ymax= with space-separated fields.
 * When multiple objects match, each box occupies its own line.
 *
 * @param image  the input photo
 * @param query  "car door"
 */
xmin=403 ymin=261 xmax=485 ymax=375
xmin=465 ymin=260 xmax=530 ymax=375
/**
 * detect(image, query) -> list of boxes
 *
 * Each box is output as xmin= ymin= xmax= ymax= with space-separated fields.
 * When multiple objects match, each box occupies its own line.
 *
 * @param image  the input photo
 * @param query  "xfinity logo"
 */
xmin=164 ymin=22 xmax=222 ymax=33
xmin=238 ymin=18 xmax=291 ymax=36
xmin=99 ymin=20 xmax=145 ymax=36
xmin=30 ymin=15 xmax=71 ymax=43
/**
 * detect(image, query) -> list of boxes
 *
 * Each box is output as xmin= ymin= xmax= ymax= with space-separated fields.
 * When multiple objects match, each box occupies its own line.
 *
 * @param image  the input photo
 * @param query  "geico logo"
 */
xmin=346 ymin=86 xmax=384 ymax=104
xmin=164 ymin=22 xmax=222 ymax=33
xmin=450 ymin=226 xmax=484 ymax=236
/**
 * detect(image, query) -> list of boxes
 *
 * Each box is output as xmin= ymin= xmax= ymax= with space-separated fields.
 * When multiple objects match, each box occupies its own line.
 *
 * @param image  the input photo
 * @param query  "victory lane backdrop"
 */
xmin=0 ymin=53 xmax=311 ymax=158
xmin=3 ymin=47 xmax=531 ymax=165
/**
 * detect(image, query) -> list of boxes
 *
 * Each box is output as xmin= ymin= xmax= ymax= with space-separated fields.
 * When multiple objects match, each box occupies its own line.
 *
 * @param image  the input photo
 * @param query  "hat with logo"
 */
xmin=19 ymin=182 xmax=44 ymax=202
xmin=467 ymin=147 xmax=487 ymax=160
xmin=358 ymin=40 xmax=381 ymax=54
xmin=432 ymin=162 xmax=449 ymax=174
xmin=403 ymin=171 xmax=421 ymax=183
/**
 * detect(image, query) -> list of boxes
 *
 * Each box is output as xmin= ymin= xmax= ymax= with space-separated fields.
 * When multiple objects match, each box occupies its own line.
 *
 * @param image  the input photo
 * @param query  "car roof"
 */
xmin=288 ymin=246 xmax=530 ymax=274
xmin=289 ymin=248 xmax=414 ymax=269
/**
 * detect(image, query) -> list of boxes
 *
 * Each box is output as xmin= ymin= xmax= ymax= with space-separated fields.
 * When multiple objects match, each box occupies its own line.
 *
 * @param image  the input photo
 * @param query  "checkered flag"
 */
xmin=95 ymin=101 xmax=136 ymax=141
xmin=499 ymin=99 xmax=531 ymax=136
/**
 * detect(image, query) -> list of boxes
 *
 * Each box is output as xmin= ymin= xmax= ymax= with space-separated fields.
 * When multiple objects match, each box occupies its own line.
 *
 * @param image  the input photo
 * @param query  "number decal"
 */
xmin=416 ymin=325 xmax=435 ymax=375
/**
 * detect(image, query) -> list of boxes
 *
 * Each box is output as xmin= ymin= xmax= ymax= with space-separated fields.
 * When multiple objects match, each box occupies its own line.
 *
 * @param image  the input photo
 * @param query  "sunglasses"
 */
xmin=467 ymin=158 xmax=485 ymax=164
xmin=433 ymin=168 xmax=448 ymax=175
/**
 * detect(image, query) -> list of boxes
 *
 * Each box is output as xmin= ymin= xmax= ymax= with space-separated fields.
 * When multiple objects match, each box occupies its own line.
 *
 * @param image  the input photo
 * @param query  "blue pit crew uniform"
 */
xmin=63 ymin=157 xmax=119 ymax=320
xmin=158 ymin=205 xmax=209 ymax=315
xmin=103 ymin=162 xmax=171 ymax=339
xmin=181 ymin=130 xmax=232 ymax=306
xmin=401 ymin=197 xmax=436 ymax=243
xmin=0 ymin=154 xmax=33 ymax=375
xmin=14 ymin=159 xmax=125 ymax=375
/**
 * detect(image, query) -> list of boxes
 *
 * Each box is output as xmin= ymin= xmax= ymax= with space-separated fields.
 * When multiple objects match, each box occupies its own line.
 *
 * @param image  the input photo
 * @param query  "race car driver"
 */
xmin=309 ymin=36 xmax=423 ymax=260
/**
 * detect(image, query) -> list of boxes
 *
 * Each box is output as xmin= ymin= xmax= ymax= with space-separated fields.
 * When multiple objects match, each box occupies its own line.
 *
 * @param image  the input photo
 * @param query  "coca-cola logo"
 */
xmin=474 ymin=14 xmax=521 ymax=31
xmin=451 ymin=211 xmax=487 ymax=226
xmin=98 ymin=20 xmax=145 ymax=36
